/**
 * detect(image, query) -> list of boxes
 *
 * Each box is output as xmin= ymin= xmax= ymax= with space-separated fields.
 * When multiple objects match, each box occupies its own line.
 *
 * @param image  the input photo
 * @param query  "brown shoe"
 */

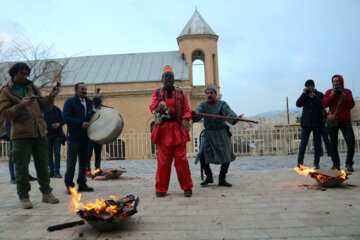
xmin=20 ymin=198 xmax=33 ymax=209
xmin=184 ymin=190 xmax=192 ymax=197
xmin=156 ymin=191 xmax=166 ymax=197
xmin=42 ymin=192 xmax=60 ymax=204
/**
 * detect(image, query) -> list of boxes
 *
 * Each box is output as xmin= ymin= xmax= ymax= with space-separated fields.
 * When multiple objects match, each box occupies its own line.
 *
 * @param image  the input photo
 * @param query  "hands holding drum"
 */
xmin=82 ymin=122 xmax=90 ymax=128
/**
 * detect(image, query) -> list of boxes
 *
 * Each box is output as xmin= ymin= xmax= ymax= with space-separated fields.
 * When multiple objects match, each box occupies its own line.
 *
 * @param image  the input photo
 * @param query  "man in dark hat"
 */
xmin=192 ymin=85 xmax=243 ymax=187
xmin=150 ymin=65 xmax=193 ymax=197
xmin=86 ymin=97 xmax=103 ymax=174
xmin=296 ymin=79 xmax=324 ymax=169
xmin=0 ymin=62 xmax=60 ymax=209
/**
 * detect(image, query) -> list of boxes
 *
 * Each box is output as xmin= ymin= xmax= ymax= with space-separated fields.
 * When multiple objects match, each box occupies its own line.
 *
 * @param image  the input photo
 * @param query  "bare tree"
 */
xmin=0 ymin=35 xmax=72 ymax=88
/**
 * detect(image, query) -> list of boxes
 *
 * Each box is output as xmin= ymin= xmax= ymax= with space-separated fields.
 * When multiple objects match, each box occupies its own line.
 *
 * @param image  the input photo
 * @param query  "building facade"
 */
xmin=44 ymin=10 xmax=220 ymax=159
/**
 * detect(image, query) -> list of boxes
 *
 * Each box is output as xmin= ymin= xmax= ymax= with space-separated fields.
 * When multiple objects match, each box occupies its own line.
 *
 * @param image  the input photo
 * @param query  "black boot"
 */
xmin=200 ymin=176 xmax=213 ymax=186
xmin=346 ymin=164 xmax=354 ymax=172
xmin=331 ymin=165 xmax=340 ymax=171
xmin=219 ymin=177 xmax=232 ymax=187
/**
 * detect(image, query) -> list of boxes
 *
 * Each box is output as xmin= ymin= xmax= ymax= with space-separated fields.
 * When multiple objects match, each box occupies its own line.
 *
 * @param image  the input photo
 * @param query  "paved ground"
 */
xmin=0 ymin=153 xmax=359 ymax=239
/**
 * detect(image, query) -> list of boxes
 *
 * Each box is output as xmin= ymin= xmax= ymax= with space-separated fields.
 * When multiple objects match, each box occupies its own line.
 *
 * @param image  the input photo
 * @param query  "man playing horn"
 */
xmin=192 ymin=85 xmax=243 ymax=187
xmin=150 ymin=66 xmax=193 ymax=197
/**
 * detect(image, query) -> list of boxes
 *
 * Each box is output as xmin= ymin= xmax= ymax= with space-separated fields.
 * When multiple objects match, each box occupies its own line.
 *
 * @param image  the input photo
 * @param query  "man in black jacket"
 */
xmin=44 ymin=105 xmax=63 ymax=178
xmin=63 ymin=82 xmax=94 ymax=193
xmin=296 ymin=79 xmax=324 ymax=169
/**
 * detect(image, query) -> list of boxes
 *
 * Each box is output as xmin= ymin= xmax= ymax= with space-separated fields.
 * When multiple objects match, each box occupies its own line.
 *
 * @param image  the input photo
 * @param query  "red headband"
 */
xmin=162 ymin=65 xmax=173 ymax=75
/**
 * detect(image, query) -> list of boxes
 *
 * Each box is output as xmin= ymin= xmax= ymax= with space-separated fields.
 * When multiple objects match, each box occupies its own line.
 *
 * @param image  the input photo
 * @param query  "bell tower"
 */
xmin=177 ymin=10 xmax=219 ymax=88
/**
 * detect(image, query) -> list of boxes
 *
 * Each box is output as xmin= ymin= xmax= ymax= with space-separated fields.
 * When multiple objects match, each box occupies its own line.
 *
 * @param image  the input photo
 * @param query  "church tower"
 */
xmin=177 ymin=10 xmax=219 ymax=88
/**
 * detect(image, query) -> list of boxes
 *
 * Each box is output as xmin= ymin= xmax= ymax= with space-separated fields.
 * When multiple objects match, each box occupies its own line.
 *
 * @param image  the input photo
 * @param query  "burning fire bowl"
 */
xmin=103 ymin=168 xmax=127 ymax=179
xmin=77 ymin=195 xmax=139 ymax=232
xmin=309 ymin=169 xmax=350 ymax=187
xmin=294 ymin=166 xmax=350 ymax=188
xmin=91 ymin=168 xmax=127 ymax=180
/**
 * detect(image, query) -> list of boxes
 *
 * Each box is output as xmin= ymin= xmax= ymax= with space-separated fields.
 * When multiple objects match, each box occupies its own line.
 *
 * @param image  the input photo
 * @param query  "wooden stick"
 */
xmin=194 ymin=112 xmax=258 ymax=123
xmin=47 ymin=220 xmax=85 ymax=232
xmin=89 ymin=114 xmax=100 ymax=126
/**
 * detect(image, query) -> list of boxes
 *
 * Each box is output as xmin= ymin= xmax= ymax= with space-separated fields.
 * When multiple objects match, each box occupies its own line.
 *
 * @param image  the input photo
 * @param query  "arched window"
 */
xmin=192 ymin=50 xmax=205 ymax=86
xmin=192 ymin=59 xmax=205 ymax=86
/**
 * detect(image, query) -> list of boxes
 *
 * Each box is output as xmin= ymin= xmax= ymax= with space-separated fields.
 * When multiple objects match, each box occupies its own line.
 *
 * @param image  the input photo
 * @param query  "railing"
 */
xmin=231 ymin=125 xmax=360 ymax=156
xmin=1 ymin=126 xmax=359 ymax=161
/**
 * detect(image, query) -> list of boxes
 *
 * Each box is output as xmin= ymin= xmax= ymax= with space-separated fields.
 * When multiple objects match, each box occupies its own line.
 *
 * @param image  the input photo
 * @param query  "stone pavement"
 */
xmin=0 ymin=154 xmax=359 ymax=240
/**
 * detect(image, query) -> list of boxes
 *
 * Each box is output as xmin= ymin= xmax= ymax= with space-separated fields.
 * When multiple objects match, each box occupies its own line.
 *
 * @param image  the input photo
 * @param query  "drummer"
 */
xmin=63 ymin=82 xmax=95 ymax=194
xmin=86 ymin=97 xmax=103 ymax=175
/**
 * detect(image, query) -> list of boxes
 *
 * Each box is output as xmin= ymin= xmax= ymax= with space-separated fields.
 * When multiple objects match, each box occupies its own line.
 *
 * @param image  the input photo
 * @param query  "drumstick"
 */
xmin=89 ymin=114 xmax=100 ymax=126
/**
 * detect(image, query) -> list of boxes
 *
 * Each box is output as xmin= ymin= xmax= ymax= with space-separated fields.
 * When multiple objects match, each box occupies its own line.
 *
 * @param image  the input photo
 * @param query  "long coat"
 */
xmin=193 ymin=100 xmax=237 ymax=165
xmin=0 ymin=79 xmax=54 ymax=140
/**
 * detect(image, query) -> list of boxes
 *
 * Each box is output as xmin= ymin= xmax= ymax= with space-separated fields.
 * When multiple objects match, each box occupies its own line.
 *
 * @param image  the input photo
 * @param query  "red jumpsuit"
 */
xmin=150 ymin=88 xmax=193 ymax=193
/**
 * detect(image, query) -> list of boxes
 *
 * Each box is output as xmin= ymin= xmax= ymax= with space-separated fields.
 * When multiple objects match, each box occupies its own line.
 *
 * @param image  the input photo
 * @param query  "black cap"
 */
xmin=305 ymin=79 xmax=315 ymax=87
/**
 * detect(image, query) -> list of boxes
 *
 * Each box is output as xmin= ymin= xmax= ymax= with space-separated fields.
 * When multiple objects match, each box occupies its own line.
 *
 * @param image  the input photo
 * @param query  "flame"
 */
xmin=68 ymin=187 xmax=119 ymax=215
xmin=293 ymin=165 xmax=348 ymax=183
xmin=86 ymin=169 xmax=102 ymax=177
xmin=293 ymin=164 xmax=316 ymax=176
xmin=338 ymin=170 xmax=347 ymax=180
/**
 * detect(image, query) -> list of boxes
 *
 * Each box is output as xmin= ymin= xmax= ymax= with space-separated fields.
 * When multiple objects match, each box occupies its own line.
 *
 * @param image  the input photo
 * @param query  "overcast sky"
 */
xmin=1 ymin=0 xmax=359 ymax=116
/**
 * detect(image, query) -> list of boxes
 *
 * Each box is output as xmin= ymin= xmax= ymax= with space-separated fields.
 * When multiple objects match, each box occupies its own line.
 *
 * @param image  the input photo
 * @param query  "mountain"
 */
xmin=249 ymin=108 xmax=301 ymax=119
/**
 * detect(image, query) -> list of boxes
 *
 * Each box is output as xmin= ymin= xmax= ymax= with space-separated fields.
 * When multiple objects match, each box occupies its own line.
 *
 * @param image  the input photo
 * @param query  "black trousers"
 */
xmin=86 ymin=140 xmax=102 ymax=170
xmin=328 ymin=121 xmax=355 ymax=167
xmin=64 ymin=140 xmax=89 ymax=188
xmin=200 ymin=155 xmax=230 ymax=179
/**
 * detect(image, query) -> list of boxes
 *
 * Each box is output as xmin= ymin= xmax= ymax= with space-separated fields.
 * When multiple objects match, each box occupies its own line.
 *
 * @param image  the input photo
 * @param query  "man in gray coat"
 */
xmin=192 ymin=85 xmax=242 ymax=187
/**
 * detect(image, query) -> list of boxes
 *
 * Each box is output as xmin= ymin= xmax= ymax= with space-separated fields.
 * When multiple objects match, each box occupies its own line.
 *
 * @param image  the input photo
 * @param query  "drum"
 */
xmin=87 ymin=108 xmax=124 ymax=144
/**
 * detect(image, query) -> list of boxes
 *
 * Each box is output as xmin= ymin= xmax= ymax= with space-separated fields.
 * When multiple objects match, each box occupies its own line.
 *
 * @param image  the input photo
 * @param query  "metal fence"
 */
xmin=231 ymin=125 xmax=360 ymax=156
xmin=1 ymin=126 xmax=359 ymax=161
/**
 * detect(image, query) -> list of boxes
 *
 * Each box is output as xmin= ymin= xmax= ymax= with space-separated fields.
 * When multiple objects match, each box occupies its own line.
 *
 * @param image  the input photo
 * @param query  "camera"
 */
xmin=334 ymin=85 xmax=343 ymax=95
xmin=53 ymin=82 xmax=61 ymax=91
xmin=306 ymin=87 xmax=314 ymax=95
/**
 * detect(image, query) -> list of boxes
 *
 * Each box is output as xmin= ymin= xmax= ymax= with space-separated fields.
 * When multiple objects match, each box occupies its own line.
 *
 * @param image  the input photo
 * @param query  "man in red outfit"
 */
xmin=322 ymin=75 xmax=355 ymax=172
xmin=150 ymin=65 xmax=193 ymax=197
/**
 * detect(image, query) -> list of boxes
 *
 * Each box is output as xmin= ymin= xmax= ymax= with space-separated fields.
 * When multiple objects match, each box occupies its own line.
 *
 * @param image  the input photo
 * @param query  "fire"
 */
xmin=86 ymin=169 xmax=101 ymax=176
xmin=68 ymin=187 xmax=118 ymax=214
xmin=293 ymin=164 xmax=348 ymax=184
xmin=293 ymin=164 xmax=316 ymax=176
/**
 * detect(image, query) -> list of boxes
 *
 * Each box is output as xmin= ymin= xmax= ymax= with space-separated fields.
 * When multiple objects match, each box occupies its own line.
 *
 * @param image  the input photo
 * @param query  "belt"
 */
xmin=162 ymin=115 xmax=178 ymax=123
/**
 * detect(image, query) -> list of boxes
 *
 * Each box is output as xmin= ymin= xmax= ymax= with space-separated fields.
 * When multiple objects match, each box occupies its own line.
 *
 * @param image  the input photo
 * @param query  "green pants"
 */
xmin=12 ymin=136 xmax=52 ymax=200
